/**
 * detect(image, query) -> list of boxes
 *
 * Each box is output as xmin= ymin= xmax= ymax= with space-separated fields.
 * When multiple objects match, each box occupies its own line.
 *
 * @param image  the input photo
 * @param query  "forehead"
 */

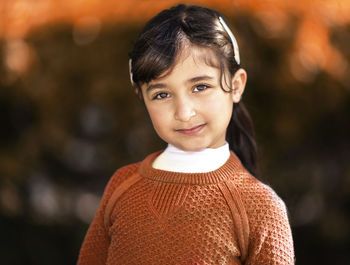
xmin=156 ymin=45 xmax=221 ymax=80
xmin=179 ymin=44 xmax=219 ymax=66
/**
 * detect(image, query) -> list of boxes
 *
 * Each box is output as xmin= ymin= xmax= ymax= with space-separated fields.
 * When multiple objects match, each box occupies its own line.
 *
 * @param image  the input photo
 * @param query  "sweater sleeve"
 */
xmin=77 ymin=164 xmax=138 ymax=265
xmin=243 ymin=179 xmax=295 ymax=265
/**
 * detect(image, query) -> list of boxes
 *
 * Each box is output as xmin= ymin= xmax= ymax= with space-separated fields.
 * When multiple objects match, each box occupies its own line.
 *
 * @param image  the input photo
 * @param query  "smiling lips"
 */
xmin=176 ymin=124 xmax=206 ymax=136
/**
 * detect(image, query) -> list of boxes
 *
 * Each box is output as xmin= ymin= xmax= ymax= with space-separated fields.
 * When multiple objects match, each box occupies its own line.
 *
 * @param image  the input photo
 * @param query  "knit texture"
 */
xmin=77 ymin=152 xmax=294 ymax=265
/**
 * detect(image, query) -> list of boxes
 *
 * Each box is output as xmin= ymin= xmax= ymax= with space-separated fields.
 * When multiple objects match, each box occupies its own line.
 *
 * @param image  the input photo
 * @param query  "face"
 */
xmin=141 ymin=46 xmax=246 ymax=151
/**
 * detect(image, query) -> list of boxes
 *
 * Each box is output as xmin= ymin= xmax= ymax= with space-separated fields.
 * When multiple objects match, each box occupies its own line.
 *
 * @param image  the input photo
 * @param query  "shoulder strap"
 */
xmin=218 ymin=180 xmax=250 ymax=263
xmin=104 ymin=173 xmax=142 ymax=229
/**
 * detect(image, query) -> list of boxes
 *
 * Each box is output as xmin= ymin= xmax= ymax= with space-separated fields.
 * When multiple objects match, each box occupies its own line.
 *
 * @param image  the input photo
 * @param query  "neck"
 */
xmin=152 ymin=143 xmax=230 ymax=173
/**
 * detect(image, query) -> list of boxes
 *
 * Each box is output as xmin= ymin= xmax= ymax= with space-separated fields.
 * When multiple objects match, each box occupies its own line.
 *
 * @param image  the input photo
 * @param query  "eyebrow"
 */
xmin=187 ymin=75 xmax=214 ymax=83
xmin=146 ymin=75 xmax=215 ymax=92
xmin=146 ymin=83 xmax=167 ymax=92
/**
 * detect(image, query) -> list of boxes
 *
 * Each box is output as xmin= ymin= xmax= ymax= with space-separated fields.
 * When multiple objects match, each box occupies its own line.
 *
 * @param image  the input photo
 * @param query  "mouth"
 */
xmin=175 ymin=124 xmax=206 ymax=136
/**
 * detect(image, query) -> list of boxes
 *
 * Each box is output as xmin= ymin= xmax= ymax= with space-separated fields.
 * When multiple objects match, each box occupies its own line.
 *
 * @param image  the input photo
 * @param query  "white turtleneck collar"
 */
xmin=152 ymin=143 xmax=230 ymax=173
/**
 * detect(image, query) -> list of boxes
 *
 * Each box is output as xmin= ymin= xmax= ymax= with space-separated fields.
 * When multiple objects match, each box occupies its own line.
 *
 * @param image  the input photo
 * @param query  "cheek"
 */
xmin=147 ymin=106 xmax=171 ymax=130
xmin=204 ymin=95 xmax=233 ymax=117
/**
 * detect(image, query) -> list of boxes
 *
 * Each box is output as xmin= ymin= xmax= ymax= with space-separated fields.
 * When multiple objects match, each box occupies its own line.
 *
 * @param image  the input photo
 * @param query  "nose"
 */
xmin=174 ymin=96 xmax=196 ymax=122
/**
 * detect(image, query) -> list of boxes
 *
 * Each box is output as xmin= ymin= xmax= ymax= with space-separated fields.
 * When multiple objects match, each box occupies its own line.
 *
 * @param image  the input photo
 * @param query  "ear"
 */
xmin=231 ymin=68 xmax=247 ymax=103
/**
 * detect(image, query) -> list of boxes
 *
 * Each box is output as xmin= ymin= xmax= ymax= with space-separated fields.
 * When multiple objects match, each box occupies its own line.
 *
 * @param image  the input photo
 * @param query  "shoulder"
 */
xmin=104 ymin=151 xmax=161 ymax=195
xmin=234 ymin=174 xmax=295 ymax=263
xmin=104 ymin=162 xmax=141 ymax=195
xmin=96 ymin=161 xmax=142 ymax=220
xmin=231 ymin=173 xmax=294 ymax=263
xmin=255 ymin=178 xmax=286 ymax=211
xmin=228 ymin=172 xmax=291 ymax=230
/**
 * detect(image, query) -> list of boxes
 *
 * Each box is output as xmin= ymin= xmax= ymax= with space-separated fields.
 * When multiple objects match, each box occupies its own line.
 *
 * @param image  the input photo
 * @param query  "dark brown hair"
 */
xmin=129 ymin=4 xmax=259 ymax=177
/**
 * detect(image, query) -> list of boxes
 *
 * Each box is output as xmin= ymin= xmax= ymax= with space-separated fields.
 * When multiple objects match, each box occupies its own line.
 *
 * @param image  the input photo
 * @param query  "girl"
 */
xmin=78 ymin=4 xmax=294 ymax=265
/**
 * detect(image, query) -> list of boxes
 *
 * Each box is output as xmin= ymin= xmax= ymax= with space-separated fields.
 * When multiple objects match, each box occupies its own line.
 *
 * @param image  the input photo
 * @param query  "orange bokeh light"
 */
xmin=1 ymin=0 xmax=349 ymax=82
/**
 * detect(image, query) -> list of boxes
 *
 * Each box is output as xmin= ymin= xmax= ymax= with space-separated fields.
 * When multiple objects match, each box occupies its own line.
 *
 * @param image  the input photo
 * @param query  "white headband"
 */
xmin=218 ymin=16 xmax=240 ymax=65
xmin=129 ymin=59 xmax=134 ymax=86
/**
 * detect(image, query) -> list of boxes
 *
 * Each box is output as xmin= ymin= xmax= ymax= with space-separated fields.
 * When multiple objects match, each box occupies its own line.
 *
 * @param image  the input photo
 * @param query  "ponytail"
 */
xmin=226 ymin=102 xmax=260 ymax=178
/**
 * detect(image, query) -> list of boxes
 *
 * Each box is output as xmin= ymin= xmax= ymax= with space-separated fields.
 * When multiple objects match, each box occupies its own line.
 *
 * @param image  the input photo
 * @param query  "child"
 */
xmin=77 ymin=4 xmax=294 ymax=265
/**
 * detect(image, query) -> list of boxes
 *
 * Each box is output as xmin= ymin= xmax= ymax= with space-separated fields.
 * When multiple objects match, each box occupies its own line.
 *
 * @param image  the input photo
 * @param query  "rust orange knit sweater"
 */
xmin=77 ymin=151 xmax=294 ymax=265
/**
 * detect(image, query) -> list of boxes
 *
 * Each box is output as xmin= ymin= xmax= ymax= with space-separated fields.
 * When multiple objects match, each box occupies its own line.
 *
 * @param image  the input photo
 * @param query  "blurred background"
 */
xmin=1 ymin=0 xmax=350 ymax=264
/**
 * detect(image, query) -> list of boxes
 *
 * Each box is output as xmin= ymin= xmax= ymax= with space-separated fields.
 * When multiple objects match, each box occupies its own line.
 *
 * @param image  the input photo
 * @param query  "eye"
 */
xmin=153 ymin=92 xmax=170 ymax=100
xmin=193 ymin=84 xmax=210 ymax=92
